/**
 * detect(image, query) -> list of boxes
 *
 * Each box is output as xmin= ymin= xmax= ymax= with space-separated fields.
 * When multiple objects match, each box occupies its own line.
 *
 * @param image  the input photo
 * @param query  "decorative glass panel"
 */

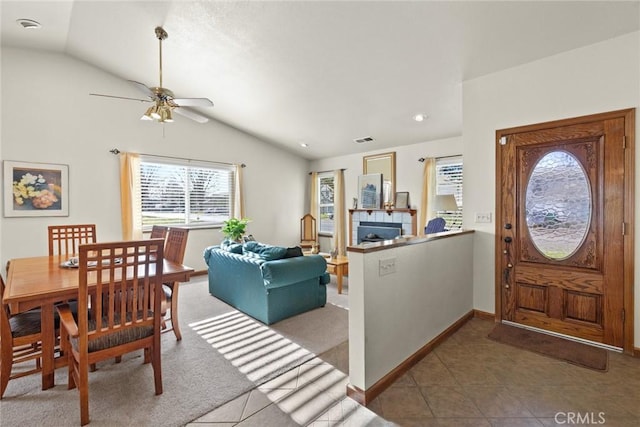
xmin=525 ymin=151 xmax=591 ymax=260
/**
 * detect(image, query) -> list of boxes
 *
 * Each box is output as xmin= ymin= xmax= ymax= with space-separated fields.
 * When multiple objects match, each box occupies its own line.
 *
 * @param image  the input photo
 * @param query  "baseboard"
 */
xmin=345 ymin=309 xmax=475 ymax=405
xmin=634 ymin=347 xmax=640 ymax=358
xmin=473 ymin=309 xmax=495 ymax=321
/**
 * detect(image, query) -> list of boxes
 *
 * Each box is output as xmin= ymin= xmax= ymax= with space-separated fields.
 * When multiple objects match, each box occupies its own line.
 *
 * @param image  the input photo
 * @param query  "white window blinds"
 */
xmin=435 ymin=156 xmax=463 ymax=230
xmin=139 ymin=156 xmax=236 ymax=229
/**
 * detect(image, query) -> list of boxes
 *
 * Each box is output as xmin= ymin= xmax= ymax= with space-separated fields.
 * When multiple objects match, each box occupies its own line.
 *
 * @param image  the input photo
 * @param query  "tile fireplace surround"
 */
xmin=348 ymin=209 xmax=417 ymax=246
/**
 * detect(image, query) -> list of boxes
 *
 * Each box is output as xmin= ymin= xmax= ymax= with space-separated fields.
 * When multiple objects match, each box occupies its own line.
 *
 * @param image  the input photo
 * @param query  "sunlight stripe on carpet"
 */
xmin=189 ymin=310 xmax=317 ymax=385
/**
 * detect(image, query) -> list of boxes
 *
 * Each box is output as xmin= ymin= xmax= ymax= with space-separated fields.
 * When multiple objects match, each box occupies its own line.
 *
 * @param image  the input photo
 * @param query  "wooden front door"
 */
xmin=495 ymin=109 xmax=634 ymax=351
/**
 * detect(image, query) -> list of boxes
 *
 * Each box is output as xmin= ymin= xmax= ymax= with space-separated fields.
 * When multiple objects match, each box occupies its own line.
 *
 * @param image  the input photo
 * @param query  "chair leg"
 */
xmin=170 ymin=283 xmax=181 ymax=341
xmin=151 ymin=343 xmax=162 ymax=395
xmin=79 ymin=359 xmax=90 ymax=426
xmin=0 ymin=342 xmax=13 ymax=399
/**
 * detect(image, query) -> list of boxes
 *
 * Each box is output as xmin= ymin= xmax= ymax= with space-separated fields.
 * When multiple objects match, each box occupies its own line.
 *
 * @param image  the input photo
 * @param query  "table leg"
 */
xmin=336 ymin=265 xmax=344 ymax=294
xmin=40 ymin=303 xmax=55 ymax=390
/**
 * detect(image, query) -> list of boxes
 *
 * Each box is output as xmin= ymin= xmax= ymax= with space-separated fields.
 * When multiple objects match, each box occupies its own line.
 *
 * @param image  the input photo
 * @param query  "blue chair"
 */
xmin=425 ymin=217 xmax=446 ymax=234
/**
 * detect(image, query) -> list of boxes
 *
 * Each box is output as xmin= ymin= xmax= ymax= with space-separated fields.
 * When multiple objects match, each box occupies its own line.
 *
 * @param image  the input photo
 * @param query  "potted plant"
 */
xmin=221 ymin=217 xmax=251 ymax=242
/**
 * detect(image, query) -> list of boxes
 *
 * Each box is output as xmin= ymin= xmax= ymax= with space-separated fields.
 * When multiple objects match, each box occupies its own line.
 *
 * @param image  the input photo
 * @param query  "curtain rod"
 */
xmin=418 ymin=154 xmax=462 ymax=162
xmin=308 ymin=168 xmax=347 ymax=175
xmin=109 ymin=148 xmax=246 ymax=168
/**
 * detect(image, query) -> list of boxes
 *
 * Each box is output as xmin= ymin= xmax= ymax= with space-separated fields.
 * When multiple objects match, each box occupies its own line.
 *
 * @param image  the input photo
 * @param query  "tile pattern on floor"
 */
xmin=366 ymin=318 xmax=640 ymax=426
xmin=187 ymin=278 xmax=640 ymax=426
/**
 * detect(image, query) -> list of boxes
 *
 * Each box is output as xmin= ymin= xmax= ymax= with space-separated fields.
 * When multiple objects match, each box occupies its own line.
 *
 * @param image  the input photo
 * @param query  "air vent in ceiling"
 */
xmin=353 ymin=136 xmax=374 ymax=144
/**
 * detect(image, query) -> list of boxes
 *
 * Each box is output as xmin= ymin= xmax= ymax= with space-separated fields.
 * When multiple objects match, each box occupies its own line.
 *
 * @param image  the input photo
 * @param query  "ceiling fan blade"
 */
xmin=172 ymin=98 xmax=214 ymax=107
xmin=128 ymin=80 xmax=157 ymax=99
xmin=173 ymin=107 xmax=210 ymax=123
xmin=90 ymin=93 xmax=152 ymax=103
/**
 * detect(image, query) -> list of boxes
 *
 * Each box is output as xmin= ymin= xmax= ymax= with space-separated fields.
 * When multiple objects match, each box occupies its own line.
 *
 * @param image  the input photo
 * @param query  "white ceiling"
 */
xmin=2 ymin=1 xmax=639 ymax=159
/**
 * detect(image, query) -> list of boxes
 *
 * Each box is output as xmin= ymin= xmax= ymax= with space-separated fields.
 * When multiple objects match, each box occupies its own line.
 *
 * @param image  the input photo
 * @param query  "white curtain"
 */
xmin=119 ymin=152 xmax=142 ymax=240
xmin=234 ymin=164 xmax=245 ymax=219
xmin=333 ymin=169 xmax=346 ymax=256
xmin=419 ymin=157 xmax=436 ymax=235
xmin=309 ymin=172 xmax=318 ymax=218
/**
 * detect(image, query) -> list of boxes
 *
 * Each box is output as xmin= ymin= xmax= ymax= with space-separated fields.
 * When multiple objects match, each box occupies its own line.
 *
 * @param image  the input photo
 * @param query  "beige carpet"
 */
xmin=0 ymin=276 xmax=349 ymax=426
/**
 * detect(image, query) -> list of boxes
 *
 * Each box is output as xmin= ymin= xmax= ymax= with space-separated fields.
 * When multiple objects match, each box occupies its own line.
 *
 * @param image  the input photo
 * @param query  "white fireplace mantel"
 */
xmin=348 ymin=209 xmax=417 ymax=246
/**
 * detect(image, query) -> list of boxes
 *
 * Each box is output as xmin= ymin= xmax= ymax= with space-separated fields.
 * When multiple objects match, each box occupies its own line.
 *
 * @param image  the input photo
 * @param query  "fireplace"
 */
xmin=357 ymin=221 xmax=403 ymax=244
xmin=349 ymin=208 xmax=417 ymax=246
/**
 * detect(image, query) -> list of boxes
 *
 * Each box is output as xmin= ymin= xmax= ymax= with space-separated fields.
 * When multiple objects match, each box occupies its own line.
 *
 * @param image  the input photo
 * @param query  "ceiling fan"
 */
xmin=90 ymin=26 xmax=213 ymax=123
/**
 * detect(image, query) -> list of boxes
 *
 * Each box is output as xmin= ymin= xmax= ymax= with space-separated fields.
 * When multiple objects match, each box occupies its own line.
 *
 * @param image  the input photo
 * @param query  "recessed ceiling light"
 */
xmin=413 ymin=113 xmax=428 ymax=122
xmin=300 ymin=142 xmax=309 ymax=148
xmin=16 ymin=19 xmax=42 ymax=30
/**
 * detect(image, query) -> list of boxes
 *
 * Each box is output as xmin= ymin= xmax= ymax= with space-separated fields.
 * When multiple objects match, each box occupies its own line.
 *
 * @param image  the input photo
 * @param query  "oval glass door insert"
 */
xmin=525 ymin=151 xmax=591 ymax=260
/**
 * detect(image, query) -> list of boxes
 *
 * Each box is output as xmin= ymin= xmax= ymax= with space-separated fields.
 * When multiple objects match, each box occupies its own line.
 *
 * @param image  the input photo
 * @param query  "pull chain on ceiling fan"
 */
xmin=90 ymin=26 xmax=213 ymax=124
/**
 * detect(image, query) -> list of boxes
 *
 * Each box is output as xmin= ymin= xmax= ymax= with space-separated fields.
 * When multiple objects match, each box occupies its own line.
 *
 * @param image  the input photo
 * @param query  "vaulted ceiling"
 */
xmin=2 ymin=1 xmax=638 ymax=159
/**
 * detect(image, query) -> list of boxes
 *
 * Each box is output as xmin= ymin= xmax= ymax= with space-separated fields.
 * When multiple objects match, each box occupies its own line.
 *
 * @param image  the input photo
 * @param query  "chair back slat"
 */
xmin=150 ymin=225 xmax=168 ymax=240
xmin=164 ymin=228 xmax=189 ymax=264
xmin=48 ymin=224 xmax=97 ymax=256
xmin=77 ymin=239 xmax=164 ymax=347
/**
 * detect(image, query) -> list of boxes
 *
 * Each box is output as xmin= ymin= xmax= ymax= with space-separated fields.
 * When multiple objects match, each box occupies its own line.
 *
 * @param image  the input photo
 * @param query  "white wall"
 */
xmin=309 ymin=136 xmax=463 ymax=251
xmin=348 ymin=232 xmax=474 ymax=390
xmin=463 ymin=32 xmax=640 ymax=345
xmin=1 ymin=48 xmax=309 ymax=271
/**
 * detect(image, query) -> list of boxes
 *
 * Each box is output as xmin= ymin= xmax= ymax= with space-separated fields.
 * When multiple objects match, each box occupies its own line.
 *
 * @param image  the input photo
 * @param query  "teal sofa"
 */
xmin=203 ymin=243 xmax=329 ymax=324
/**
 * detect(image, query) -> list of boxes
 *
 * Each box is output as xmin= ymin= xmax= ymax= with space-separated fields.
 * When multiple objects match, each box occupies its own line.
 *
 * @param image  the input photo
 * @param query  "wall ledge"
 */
xmin=347 ymin=229 xmax=474 ymax=254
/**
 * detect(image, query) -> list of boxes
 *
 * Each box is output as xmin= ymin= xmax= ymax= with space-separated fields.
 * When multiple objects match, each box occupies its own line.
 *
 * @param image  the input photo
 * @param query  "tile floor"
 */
xmin=187 ymin=279 xmax=640 ymax=427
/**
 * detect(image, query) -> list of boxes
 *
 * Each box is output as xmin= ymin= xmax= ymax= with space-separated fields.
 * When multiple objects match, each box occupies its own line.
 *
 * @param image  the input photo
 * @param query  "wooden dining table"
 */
xmin=3 ymin=254 xmax=194 ymax=390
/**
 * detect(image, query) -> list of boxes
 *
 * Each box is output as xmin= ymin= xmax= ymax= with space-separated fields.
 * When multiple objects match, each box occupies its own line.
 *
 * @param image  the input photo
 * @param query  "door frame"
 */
xmin=494 ymin=108 xmax=635 ymax=355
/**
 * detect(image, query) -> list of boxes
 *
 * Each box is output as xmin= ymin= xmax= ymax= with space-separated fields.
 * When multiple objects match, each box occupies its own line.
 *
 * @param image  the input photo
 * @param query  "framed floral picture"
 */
xmin=3 ymin=160 xmax=69 ymax=217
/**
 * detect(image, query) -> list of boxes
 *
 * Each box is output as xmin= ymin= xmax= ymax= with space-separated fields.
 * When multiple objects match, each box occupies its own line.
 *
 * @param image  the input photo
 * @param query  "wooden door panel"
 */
xmin=496 ymin=111 xmax=633 ymax=349
xmin=514 ymin=265 xmax=603 ymax=293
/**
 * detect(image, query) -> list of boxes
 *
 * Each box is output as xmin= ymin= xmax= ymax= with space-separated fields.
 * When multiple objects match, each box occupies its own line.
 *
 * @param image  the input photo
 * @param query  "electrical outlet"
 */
xmin=475 ymin=212 xmax=492 ymax=223
xmin=379 ymin=258 xmax=396 ymax=276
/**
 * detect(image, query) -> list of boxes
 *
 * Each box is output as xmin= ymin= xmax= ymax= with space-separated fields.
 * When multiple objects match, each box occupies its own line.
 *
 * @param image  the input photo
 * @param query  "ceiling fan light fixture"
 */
xmin=160 ymin=107 xmax=173 ymax=123
xmin=16 ymin=19 xmax=42 ymax=30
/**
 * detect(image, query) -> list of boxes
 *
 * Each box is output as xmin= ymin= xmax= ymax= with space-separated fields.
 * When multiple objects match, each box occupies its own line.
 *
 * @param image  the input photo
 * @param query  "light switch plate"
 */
xmin=379 ymin=258 xmax=396 ymax=276
xmin=475 ymin=212 xmax=492 ymax=223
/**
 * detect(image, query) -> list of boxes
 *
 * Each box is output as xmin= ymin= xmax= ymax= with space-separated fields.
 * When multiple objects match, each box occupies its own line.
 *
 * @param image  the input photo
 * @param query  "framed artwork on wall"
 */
xmin=358 ymin=173 xmax=382 ymax=209
xmin=3 ymin=160 xmax=69 ymax=217
xmin=395 ymin=191 xmax=409 ymax=209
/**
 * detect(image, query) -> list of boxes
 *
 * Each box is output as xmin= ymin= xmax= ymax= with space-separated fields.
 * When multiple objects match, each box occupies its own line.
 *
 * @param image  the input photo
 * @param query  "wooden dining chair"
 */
xmin=161 ymin=228 xmax=189 ymax=341
xmin=56 ymin=239 xmax=164 ymax=425
xmin=150 ymin=225 xmax=168 ymax=240
xmin=0 ymin=275 xmax=54 ymax=399
xmin=48 ymin=224 xmax=97 ymax=256
xmin=300 ymin=214 xmax=317 ymax=252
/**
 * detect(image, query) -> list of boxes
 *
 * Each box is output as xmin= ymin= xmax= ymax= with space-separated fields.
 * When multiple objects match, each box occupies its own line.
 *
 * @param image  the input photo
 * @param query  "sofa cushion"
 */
xmin=242 ymin=241 xmax=288 ymax=261
xmin=284 ymin=246 xmax=304 ymax=258
xmin=221 ymin=239 xmax=243 ymax=254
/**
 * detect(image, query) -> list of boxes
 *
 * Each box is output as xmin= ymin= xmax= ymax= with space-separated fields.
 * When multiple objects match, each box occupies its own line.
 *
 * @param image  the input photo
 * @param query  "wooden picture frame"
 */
xmin=394 ymin=191 xmax=409 ymax=209
xmin=4 ymin=160 xmax=69 ymax=217
xmin=358 ymin=173 xmax=383 ymax=209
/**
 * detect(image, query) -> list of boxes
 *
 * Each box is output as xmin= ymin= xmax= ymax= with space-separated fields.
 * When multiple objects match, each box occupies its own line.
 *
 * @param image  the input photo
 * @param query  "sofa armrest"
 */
xmin=203 ymin=245 xmax=220 ymax=265
xmin=261 ymin=255 xmax=327 ymax=289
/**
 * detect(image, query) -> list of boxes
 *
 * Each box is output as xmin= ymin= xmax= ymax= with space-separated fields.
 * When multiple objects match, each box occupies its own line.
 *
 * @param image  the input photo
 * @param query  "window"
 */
xmin=435 ymin=156 xmax=463 ymax=230
xmin=318 ymin=173 xmax=335 ymax=235
xmin=139 ymin=156 xmax=236 ymax=230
